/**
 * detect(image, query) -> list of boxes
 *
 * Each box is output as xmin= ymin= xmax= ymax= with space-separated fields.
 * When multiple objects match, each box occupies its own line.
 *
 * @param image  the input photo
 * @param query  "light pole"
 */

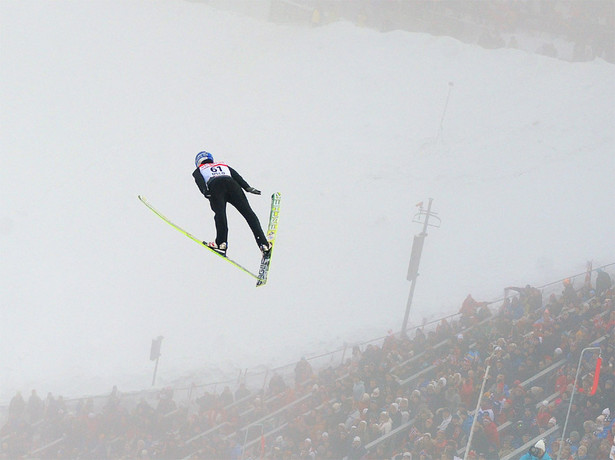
xmin=401 ymin=198 xmax=440 ymax=336
xmin=150 ymin=336 xmax=163 ymax=387
xmin=463 ymin=362 xmax=491 ymax=460
xmin=556 ymin=346 xmax=601 ymax=460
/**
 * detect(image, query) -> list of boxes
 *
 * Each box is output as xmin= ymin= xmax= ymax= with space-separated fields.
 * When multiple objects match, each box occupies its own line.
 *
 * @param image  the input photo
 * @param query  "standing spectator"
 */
xmin=330 ymin=423 xmax=351 ymax=458
xmin=445 ymin=413 xmax=467 ymax=447
xmin=562 ymin=279 xmax=578 ymax=305
xmin=389 ymin=403 xmax=402 ymax=430
xmin=400 ymin=398 xmax=411 ymax=424
xmin=27 ymin=390 xmax=44 ymax=423
xmin=8 ymin=392 xmax=25 ymax=422
xmin=300 ymin=437 xmax=316 ymax=459
xmin=460 ymin=294 xmax=479 ymax=326
xmin=235 ymin=382 xmax=250 ymax=401
xmin=353 ymin=376 xmax=366 ymax=405
xmin=481 ymin=413 xmax=500 ymax=451
xmin=295 ymin=357 xmax=313 ymax=384
xmin=468 ymin=421 xmax=491 ymax=457
xmin=507 ymin=284 xmax=543 ymax=314
xmin=595 ymin=269 xmax=612 ymax=297
xmin=348 ymin=436 xmax=367 ymax=460
xmin=219 ymin=386 xmax=234 ymax=407
xmin=377 ymin=410 xmax=393 ymax=436
xmin=436 ymin=407 xmax=452 ymax=432
xmin=460 ymin=376 xmax=475 ymax=408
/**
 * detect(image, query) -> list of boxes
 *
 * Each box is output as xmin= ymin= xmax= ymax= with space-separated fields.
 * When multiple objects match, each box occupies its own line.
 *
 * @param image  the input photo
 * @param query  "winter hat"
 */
xmin=534 ymin=439 xmax=546 ymax=452
xmin=353 ymin=436 xmax=361 ymax=443
xmin=548 ymin=417 xmax=556 ymax=425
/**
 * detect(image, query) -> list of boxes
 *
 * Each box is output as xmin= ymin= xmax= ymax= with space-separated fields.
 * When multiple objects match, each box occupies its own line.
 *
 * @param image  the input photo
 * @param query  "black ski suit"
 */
xmin=193 ymin=162 xmax=267 ymax=248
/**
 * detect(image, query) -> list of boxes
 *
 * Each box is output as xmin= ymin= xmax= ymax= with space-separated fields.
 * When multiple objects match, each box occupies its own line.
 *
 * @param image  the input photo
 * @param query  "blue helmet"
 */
xmin=195 ymin=151 xmax=214 ymax=167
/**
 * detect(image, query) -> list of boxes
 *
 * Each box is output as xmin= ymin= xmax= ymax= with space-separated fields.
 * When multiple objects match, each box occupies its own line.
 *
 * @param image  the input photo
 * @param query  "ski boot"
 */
xmin=259 ymin=242 xmax=272 ymax=256
xmin=206 ymin=241 xmax=227 ymax=256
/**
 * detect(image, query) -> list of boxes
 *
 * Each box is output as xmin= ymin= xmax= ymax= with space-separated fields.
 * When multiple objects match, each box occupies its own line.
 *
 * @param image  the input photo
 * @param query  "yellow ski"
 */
xmin=256 ymin=192 xmax=281 ymax=287
xmin=138 ymin=195 xmax=263 ymax=283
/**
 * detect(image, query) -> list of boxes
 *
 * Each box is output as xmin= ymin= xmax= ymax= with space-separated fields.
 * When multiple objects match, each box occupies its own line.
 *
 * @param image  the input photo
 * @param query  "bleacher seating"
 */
xmin=1 ymin=266 xmax=613 ymax=459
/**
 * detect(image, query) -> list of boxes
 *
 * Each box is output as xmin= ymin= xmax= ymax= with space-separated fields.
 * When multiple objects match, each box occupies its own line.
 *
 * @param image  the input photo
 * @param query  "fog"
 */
xmin=1 ymin=0 xmax=613 ymax=402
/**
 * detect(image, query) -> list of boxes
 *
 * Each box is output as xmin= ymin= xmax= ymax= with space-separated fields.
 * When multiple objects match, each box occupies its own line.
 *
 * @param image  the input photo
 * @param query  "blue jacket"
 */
xmin=519 ymin=452 xmax=552 ymax=460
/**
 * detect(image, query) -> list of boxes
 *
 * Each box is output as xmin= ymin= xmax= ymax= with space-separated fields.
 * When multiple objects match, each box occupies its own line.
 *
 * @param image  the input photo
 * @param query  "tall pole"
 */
xmin=150 ymin=336 xmax=163 ymax=387
xmin=401 ymin=198 xmax=439 ymax=336
xmin=436 ymin=81 xmax=454 ymax=144
xmin=152 ymin=355 xmax=160 ymax=387
xmin=463 ymin=363 xmax=491 ymax=460
xmin=557 ymin=346 xmax=600 ymax=460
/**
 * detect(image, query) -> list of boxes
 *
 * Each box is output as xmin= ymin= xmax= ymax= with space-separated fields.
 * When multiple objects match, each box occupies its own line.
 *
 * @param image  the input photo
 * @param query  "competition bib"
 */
xmin=199 ymin=163 xmax=232 ymax=183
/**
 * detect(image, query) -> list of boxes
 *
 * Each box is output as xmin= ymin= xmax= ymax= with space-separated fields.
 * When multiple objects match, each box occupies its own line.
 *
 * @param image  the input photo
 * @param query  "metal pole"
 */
xmin=556 ymin=346 xmax=600 ymax=460
xmin=463 ymin=364 xmax=490 ymax=460
xmin=401 ymin=199 xmax=433 ymax=336
xmin=152 ymin=356 xmax=160 ymax=387
xmin=401 ymin=276 xmax=419 ymax=336
xmin=436 ymin=81 xmax=454 ymax=144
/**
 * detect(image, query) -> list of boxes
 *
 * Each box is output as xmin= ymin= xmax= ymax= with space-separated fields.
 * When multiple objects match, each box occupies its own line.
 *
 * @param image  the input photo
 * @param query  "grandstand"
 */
xmin=1 ymin=264 xmax=613 ymax=459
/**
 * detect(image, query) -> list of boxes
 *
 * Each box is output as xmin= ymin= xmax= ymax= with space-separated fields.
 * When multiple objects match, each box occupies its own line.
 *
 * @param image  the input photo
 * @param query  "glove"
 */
xmin=246 ymin=187 xmax=261 ymax=195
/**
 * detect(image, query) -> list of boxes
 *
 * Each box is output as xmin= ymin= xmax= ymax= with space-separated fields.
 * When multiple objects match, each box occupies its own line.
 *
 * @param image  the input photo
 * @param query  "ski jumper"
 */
xmin=193 ymin=162 xmax=268 ymax=248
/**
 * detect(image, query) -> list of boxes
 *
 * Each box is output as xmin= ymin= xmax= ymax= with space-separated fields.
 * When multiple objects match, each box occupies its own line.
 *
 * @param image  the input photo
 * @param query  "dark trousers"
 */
xmin=208 ymin=177 xmax=267 ymax=247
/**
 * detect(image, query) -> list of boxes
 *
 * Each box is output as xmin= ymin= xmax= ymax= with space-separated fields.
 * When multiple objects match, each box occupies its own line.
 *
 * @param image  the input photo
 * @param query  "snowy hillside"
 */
xmin=1 ymin=0 xmax=613 ymax=402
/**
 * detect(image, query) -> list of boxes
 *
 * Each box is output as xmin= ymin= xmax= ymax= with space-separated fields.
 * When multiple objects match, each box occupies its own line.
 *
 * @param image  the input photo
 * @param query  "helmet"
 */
xmin=195 ymin=151 xmax=214 ymax=167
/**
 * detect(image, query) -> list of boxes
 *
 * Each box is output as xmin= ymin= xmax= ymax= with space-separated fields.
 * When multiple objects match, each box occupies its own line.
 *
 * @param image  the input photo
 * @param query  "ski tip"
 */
xmin=256 ymin=278 xmax=267 ymax=287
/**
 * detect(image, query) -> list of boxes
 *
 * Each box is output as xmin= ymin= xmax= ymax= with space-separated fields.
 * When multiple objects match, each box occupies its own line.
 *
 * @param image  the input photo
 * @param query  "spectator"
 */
xmin=295 ymin=357 xmax=313 ymax=384
xmin=235 ymin=381 xmax=251 ymax=401
xmin=348 ymin=435 xmax=367 ymax=460
xmin=26 ymin=390 xmax=43 ymax=424
xmin=378 ymin=410 xmax=393 ymax=436
xmin=1 ymin=268 xmax=613 ymax=460
xmin=353 ymin=376 xmax=366 ymax=405
xmin=8 ymin=392 xmax=25 ymax=422
xmin=595 ymin=268 xmax=612 ymax=297
xmin=460 ymin=294 xmax=479 ymax=326
xmin=520 ymin=439 xmax=551 ymax=459
xmin=390 ymin=402 xmax=402 ymax=430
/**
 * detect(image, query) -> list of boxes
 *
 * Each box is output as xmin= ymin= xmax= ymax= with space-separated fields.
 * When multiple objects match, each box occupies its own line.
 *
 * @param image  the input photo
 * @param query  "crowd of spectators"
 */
xmin=1 ymin=267 xmax=613 ymax=460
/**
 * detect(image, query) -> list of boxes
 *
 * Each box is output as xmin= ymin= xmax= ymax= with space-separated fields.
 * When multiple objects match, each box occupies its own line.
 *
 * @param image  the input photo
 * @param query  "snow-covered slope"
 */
xmin=1 ymin=0 xmax=613 ymax=401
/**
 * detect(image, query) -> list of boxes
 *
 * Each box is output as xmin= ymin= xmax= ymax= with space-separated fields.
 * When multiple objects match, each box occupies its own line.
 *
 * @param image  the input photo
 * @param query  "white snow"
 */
xmin=0 ymin=1 xmax=613 ymax=402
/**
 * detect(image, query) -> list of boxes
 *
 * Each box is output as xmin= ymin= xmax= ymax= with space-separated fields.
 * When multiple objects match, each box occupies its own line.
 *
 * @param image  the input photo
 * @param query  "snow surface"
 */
xmin=1 ymin=1 xmax=613 ymax=403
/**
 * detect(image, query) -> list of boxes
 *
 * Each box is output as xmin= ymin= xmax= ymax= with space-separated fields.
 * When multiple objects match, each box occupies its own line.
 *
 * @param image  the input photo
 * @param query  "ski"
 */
xmin=256 ymin=192 xmax=281 ymax=287
xmin=138 ymin=195 xmax=262 ymax=282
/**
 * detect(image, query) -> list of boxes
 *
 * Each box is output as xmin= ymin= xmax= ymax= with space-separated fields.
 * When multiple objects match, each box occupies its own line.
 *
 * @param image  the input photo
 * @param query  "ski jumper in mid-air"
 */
xmin=192 ymin=151 xmax=271 ymax=256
